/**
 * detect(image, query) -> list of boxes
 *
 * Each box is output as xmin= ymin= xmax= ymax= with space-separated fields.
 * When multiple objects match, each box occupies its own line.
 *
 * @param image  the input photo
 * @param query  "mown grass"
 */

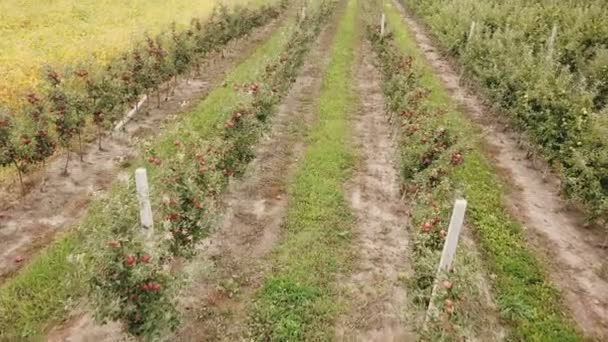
xmin=247 ymin=0 xmax=359 ymax=340
xmin=0 ymin=19 xmax=294 ymax=339
xmin=384 ymin=2 xmax=582 ymax=341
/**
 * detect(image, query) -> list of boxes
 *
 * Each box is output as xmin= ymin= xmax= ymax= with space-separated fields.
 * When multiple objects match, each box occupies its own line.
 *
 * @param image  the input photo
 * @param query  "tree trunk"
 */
xmin=63 ymin=149 xmax=70 ymax=176
xmin=78 ymin=132 xmax=84 ymax=162
xmin=98 ymin=126 xmax=104 ymax=151
xmin=13 ymin=160 xmax=25 ymax=197
xmin=41 ymin=159 xmax=47 ymax=193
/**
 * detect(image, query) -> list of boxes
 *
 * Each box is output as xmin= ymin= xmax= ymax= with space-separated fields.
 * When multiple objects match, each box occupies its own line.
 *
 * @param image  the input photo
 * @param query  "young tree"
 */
xmin=44 ymin=67 xmax=80 ymax=174
xmin=65 ymin=66 xmax=91 ymax=161
xmin=88 ymin=65 xmax=123 ymax=150
xmin=23 ymin=93 xmax=56 ymax=189
xmin=143 ymin=36 xmax=171 ymax=107
xmin=0 ymin=108 xmax=36 ymax=195
xmin=169 ymin=23 xmax=195 ymax=83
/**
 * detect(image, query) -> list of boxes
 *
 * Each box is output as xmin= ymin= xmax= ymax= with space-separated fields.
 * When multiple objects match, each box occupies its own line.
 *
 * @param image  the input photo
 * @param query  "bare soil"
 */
xmin=0 ymin=19 xmax=282 ymax=284
xmin=46 ymin=11 xmax=338 ymax=342
xmin=174 ymin=17 xmax=338 ymax=342
xmin=334 ymin=37 xmax=413 ymax=342
xmin=393 ymin=0 xmax=608 ymax=339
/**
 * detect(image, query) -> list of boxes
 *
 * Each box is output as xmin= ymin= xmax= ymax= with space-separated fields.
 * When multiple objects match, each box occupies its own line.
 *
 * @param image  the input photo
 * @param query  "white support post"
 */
xmin=437 ymin=199 xmax=467 ymax=271
xmin=135 ymin=168 xmax=154 ymax=236
xmin=114 ymin=94 xmax=148 ymax=132
xmin=423 ymin=199 xmax=467 ymax=329
xmin=547 ymin=24 xmax=558 ymax=61
xmin=301 ymin=6 xmax=306 ymax=21
xmin=467 ymin=21 xmax=476 ymax=43
xmin=380 ymin=13 xmax=386 ymax=37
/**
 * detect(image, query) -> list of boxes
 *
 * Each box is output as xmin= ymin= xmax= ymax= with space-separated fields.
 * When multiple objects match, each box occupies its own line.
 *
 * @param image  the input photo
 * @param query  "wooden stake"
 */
xmin=114 ymin=94 xmax=148 ymax=132
xmin=468 ymin=21 xmax=476 ymax=42
xmin=437 ymin=199 xmax=467 ymax=271
xmin=135 ymin=168 xmax=154 ymax=235
xmin=423 ymin=199 xmax=467 ymax=328
xmin=381 ymin=13 xmax=386 ymax=37
xmin=547 ymin=24 xmax=558 ymax=61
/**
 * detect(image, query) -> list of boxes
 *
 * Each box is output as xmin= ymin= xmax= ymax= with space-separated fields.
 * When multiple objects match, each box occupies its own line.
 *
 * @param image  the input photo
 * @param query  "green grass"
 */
xmin=385 ymin=2 xmax=582 ymax=341
xmin=0 ymin=19 xmax=294 ymax=339
xmin=248 ymin=1 xmax=359 ymax=340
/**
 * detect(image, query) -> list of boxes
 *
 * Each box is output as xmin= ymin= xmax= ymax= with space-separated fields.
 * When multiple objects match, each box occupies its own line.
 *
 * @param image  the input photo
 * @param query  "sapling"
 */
xmin=0 ymin=108 xmax=36 ymax=195
xmin=44 ymin=67 xmax=77 ymax=174
xmin=23 ymin=92 xmax=56 ymax=190
xmin=88 ymin=65 xmax=123 ymax=150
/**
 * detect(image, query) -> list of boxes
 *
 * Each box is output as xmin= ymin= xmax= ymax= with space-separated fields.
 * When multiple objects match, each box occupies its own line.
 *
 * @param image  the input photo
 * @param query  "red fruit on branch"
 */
xmin=125 ymin=255 xmax=136 ymax=267
xmin=173 ymin=140 xmax=181 ymax=147
xmin=140 ymin=254 xmax=151 ymax=264
xmin=141 ymin=282 xmax=161 ymax=292
xmin=74 ymin=69 xmax=89 ymax=78
xmin=166 ymin=212 xmax=179 ymax=221
xmin=47 ymin=70 xmax=61 ymax=86
xmin=450 ymin=152 xmax=463 ymax=166
xmin=226 ymin=169 xmax=234 ymax=177
xmin=107 ymin=240 xmax=121 ymax=248
xmin=233 ymin=112 xmax=242 ymax=121
xmin=224 ymin=120 xmax=235 ymax=128
xmin=249 ymin=82 xmax=259 ymax=94
xmin=422 ymin=221 xmax=433 ymax=233
xmin=442 ymin=280 xmax=453 ymax=290
xmin=148 ymin=156 xmax=162 ymax=166
xmin=26 ymin=93 xmax=40 ymax=105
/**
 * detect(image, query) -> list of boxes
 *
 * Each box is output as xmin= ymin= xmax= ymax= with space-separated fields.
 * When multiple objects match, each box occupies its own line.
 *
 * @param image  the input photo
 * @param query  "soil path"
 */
xmin=334 ymin=37 xmax=412 ymax=341
xmin=46 ymin=9 xmax=339 ymax=342
xmin=392 ymin=0 xmax=608 ymax=339
xmin=0 ymin=19 xmax=282 ymax=284
xmin=174 ymin=14 xmax=339 ymax=341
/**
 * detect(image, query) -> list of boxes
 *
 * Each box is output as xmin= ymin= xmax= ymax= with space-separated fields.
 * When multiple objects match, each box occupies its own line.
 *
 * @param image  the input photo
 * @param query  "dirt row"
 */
xmin=334 ymin=39 xmax=412 ymax=341
xmin=13 ymin=0 xmax=608 ymax=340
xmin=0 ymin=18 xmax=283 ymax=283
xmin=392 ymin=0 xmax=608 ymax=339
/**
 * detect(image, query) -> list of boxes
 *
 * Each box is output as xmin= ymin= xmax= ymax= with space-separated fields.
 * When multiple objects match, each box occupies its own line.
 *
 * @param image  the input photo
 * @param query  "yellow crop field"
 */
xmin=0 ymin=0 xmax=264 ymax=108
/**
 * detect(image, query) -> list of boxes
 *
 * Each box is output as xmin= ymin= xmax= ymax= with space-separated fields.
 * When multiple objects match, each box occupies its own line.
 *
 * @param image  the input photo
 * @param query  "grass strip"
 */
xmin=0 ymin=19 xmax=294 ymax=339
xmin=248 ymin=1 xmax=359 ymax=340
xmin=384 ymin=2 xmax=582 ymax=341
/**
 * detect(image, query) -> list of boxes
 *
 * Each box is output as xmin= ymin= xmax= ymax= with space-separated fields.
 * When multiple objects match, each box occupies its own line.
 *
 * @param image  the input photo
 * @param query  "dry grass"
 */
xmin=0 ymin=0 xmax=270 ymax=108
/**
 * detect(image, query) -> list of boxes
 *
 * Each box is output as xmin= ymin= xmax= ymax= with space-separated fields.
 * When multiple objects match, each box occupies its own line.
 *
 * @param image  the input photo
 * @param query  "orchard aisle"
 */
xmin=0 ymin=19 xmax=283 ymax=282
xmin=334 ymin=38 xmax=411 ymax=340
xmin=46 ymin=2 xmax=341 ymax=341
xmin=173 ymin=7 xmax=341 ymax=340
xmin=391 ymin=0 xmax=608 ymax=339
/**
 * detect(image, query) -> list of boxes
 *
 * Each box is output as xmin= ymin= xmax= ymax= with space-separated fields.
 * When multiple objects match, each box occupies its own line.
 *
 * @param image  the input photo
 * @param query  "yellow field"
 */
xmin=0 ymin=0 xmax=264 ymax=108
